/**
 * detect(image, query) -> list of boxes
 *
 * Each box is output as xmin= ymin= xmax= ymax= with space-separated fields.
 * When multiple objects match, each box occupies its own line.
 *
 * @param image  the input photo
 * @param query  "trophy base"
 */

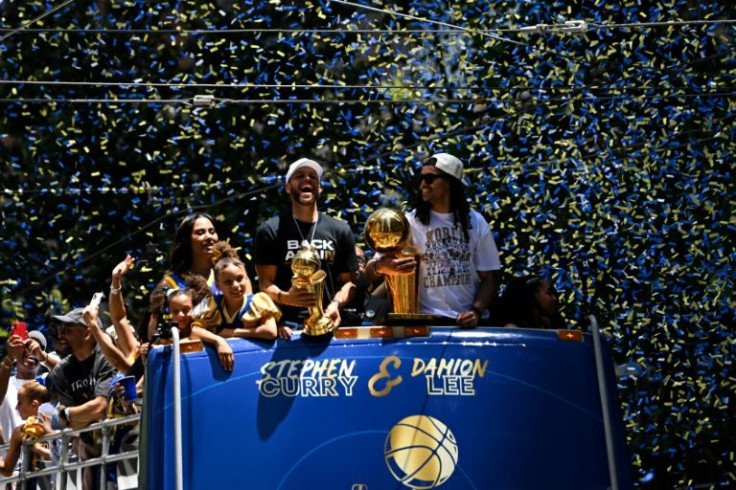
xmin=302 ymin=317 xmax=336 ymax=337
xmin=385 ymin=312 xmax=438 ymax=326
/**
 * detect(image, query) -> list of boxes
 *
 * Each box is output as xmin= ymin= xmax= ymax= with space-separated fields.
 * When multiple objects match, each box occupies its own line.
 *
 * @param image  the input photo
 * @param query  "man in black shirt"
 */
xmin=254 ymin=158 xmax=359 ymax=337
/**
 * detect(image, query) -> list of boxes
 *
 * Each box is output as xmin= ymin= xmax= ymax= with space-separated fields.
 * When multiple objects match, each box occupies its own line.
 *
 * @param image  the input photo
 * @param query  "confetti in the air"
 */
xmin=0 ymin=1 xmax=734 ymax=487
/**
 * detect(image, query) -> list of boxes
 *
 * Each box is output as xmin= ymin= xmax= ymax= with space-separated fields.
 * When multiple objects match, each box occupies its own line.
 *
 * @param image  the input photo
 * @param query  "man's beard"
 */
xmin=289 ymin=185 xmax=319 ymax=205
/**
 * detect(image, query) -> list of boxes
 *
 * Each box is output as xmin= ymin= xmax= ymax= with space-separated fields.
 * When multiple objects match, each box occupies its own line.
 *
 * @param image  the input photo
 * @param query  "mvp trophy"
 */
xmin=291 ymin=244 xmax=335 ymax=336
xmin=364 ymin=208 xmax=433 ymax=322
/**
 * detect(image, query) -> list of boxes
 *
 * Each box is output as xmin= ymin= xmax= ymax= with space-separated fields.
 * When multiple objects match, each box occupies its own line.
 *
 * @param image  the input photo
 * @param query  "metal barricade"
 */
xmin=0 ymin=413 xmax=140 ymax=490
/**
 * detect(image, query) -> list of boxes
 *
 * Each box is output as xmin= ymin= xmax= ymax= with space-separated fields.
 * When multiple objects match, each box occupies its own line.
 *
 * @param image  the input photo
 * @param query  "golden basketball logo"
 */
xmin=384 ymin=415 xmax=459 ymax=489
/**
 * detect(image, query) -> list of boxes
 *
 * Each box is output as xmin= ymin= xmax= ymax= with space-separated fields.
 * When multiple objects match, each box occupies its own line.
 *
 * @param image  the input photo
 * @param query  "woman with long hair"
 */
xmin=164 ymin=213 xmax=252 ymax=296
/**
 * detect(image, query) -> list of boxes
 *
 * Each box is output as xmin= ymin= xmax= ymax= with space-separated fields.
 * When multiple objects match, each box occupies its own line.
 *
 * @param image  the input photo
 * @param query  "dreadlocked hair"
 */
xmin=410 ymin=175 xmax=472 ymax=241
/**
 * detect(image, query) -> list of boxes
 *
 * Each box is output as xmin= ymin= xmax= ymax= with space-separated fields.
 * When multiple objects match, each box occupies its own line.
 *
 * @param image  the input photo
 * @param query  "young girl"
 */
xmin=195 ymin=242 xmax=280 ymax=340
xmin=0 ymin=381 xmax=52 ymax=479
xmin=146 ymin=284 xmax=235 ymax=372
xmin=170 ymin=288 xmax=235 ymax=371
xmin=498 ymin=275 xmax=566 ymax=329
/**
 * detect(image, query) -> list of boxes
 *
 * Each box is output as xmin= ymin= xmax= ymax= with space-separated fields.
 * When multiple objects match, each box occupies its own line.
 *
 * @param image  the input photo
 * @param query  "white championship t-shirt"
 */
xmin=407 ymin=209 xmax=501 ymax=319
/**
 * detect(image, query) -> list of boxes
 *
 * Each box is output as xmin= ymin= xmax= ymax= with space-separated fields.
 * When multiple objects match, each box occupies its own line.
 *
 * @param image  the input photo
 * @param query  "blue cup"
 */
xmin=118 ymin=375 xmax=138 ymax=401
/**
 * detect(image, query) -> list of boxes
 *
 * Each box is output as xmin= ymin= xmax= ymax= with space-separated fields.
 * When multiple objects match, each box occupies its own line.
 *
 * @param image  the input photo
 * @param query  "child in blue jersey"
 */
xmin=195 ymin=242 xmax=280 ymax=340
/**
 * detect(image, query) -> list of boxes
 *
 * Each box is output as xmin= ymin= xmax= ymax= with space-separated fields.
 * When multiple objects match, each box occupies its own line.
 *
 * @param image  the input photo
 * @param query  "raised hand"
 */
xmin=112 ymin=254 xmax=135 ymax=281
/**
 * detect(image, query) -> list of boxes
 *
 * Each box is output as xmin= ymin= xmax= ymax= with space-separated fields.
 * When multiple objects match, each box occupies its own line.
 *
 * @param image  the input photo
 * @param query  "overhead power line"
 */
xmin=327 ymin=0 xmax=529 ymax=46
xmin=1 ymin=18 xmax=734 ymax=35
xmin=0 ymin=91 xmax=733 ymax=106
xmin=0 ymin=0 xmax=76 ymax=42
xmin=588 ymin=19 xmax=736 ymax=30
xmin=0 ymin=97 xmax=503 ymax=106
xmin=2 ymin=80 xmax=733 ymax=92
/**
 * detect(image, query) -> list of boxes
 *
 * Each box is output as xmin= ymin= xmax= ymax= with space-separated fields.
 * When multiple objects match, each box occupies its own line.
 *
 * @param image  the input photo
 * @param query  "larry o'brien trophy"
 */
xmin=291 ymin=244 xmax=335 ymax=336
xmin=364 ymin=208 xmax=433 ymax=322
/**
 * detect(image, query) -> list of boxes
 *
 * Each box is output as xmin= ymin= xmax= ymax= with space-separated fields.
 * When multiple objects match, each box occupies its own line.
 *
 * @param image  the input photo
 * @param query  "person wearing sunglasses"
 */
xmin=365 ymin=153 xmax=501 ymax=327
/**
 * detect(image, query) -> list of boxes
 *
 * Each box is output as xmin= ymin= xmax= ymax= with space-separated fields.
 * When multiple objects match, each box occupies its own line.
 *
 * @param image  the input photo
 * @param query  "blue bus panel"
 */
xmin=142 ymin=327 xmax=632 ymax=489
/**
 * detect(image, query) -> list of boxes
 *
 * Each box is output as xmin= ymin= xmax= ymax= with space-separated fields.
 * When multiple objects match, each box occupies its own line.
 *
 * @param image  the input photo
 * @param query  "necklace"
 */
xmin=292 ymin=212 xmax=318 ymax=247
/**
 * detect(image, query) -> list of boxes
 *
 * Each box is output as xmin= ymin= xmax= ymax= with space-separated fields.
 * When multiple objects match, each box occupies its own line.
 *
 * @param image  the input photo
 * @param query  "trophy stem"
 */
xmin=293 ymin=269 xmax=336 ymax=336
xmin=385 ymin=272 xmax=419 ymax=314
xmin=365 ymin=208 xmax=436 ymax=323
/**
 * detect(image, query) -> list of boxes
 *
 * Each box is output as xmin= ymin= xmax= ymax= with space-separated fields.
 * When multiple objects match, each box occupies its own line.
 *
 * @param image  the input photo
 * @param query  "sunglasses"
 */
xmin=58 ymin=324 xmax=87 ymax=334
xmin=418 ymin=173 xmax=447 ymax=185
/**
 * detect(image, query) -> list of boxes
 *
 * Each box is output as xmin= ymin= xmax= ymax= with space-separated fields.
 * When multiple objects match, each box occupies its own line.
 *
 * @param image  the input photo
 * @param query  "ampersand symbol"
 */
xmin=368 ymin=356 xmax=403 ymax=397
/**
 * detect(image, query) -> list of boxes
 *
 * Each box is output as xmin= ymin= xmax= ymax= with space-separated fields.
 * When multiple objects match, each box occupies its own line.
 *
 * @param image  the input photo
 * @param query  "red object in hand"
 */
xmin=11 ymin=321 xmax=28 ymax=341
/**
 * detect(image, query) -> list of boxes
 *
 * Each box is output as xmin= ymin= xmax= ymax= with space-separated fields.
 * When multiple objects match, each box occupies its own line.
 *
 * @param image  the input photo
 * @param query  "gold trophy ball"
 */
xmin=365 ymin=208 xmax=410 ymax=253
xmin=291 ymin=246 xmax=321 ymax=277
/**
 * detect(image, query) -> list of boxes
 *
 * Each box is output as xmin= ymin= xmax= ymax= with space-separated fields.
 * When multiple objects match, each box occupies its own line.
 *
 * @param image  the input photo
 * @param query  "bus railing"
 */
xmin=0 ymin=412 xmax=140 ymax=489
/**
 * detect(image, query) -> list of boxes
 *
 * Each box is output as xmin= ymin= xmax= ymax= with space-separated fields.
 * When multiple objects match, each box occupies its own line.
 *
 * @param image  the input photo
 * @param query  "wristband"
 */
xmin=110 ymin=286 xmax=122 ymax=295
xmin=370 ymin=260 xmax=381 ymax=277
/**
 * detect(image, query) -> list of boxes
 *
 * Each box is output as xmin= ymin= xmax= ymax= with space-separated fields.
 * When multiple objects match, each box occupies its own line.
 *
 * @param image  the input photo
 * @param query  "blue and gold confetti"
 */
xmin=1 ymin=1 xmax=734 ymax=487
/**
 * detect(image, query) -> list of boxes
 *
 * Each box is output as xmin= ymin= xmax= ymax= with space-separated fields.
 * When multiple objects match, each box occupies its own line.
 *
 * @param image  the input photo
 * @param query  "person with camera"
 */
xmin=145 ymin=280 xmax=234 ymax=372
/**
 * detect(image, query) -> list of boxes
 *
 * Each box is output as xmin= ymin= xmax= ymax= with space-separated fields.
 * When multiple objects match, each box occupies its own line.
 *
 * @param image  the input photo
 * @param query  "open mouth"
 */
xmin=22 ymin=353 xmax=39 ymax=367
xmin=299 ymin=183 xmax=314 ymax=198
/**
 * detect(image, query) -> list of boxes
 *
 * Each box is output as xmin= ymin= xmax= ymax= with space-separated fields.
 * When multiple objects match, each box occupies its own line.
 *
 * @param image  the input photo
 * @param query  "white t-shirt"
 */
xmin=0 ymin=377 xmax=25 ymax=443
xmin=407 ymin=209 xmax=501 ymax=319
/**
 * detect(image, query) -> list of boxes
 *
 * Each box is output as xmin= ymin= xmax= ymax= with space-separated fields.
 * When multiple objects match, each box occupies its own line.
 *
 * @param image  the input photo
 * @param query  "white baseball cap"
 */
xmin=285 ymin=158 xmax=323 ymax=182
xmin=28 ymin=330 xmax=47 ymax=351
xmin=427 ymin=153 xmax=466 ymax=184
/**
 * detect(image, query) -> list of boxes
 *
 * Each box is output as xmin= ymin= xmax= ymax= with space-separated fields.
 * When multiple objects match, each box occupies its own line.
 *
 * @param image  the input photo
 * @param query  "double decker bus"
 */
xmin=141 ymin=321 xmax=632 ymax=489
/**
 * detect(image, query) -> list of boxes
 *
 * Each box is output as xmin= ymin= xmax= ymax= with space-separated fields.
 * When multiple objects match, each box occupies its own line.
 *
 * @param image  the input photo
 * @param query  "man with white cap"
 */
xmin=365 ymin=153 xmax=501 ymax=327
xmin=254 ymin=158 xmax=359 ymax=336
